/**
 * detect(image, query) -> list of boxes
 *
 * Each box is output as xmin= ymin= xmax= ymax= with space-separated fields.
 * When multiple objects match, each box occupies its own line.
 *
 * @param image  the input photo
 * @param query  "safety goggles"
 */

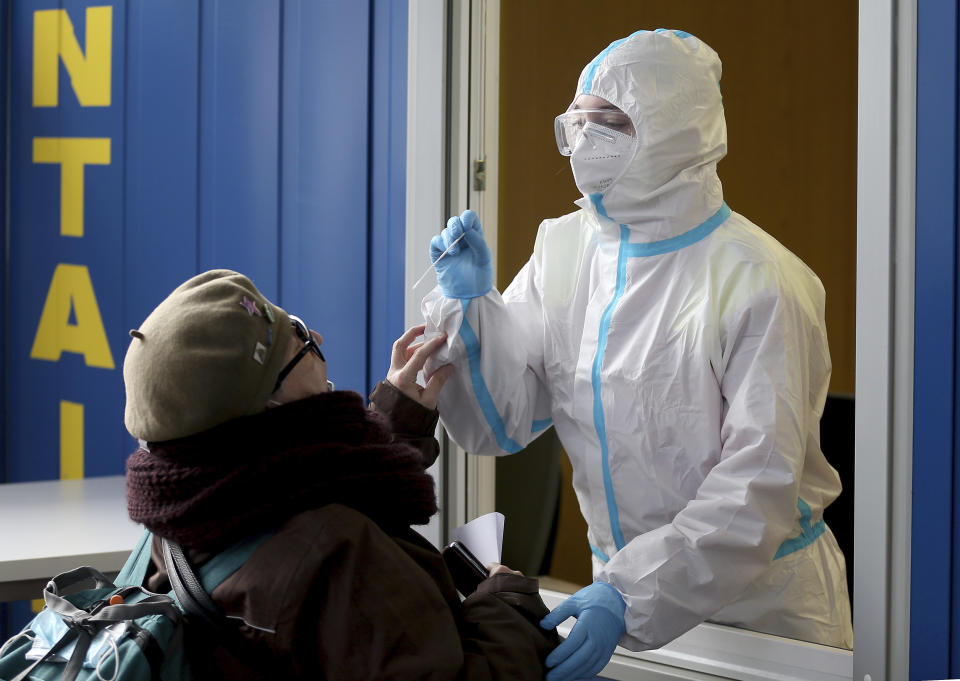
xmin=272 ymin=314 xmax=325 ymax=393
xmin=554 ymin=108 xmax=635 ymax=156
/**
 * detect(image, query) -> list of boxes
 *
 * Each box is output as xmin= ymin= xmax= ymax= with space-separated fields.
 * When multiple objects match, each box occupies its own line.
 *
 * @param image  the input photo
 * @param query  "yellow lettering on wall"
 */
xmin=30 ymin=264 xmax=115 ymax=369
xmin=33 ymin=137 xmax=111 ymax=237
xmin=33 ymin=6 xmax=112 ymax=107
xmin=60 ymin=400 xmax=84 ymax=480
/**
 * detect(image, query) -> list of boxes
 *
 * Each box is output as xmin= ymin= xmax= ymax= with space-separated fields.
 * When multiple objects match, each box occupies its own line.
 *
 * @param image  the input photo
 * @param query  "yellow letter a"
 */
xmin=30 ymin=264 xmax=115 ymax=369
xmin=33 ymin=6 xmax=112 ymax=107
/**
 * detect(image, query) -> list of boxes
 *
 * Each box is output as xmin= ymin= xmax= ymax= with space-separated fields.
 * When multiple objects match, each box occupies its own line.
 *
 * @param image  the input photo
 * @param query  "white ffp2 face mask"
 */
xmin=569 ymin=123 xmax=637 ymax=196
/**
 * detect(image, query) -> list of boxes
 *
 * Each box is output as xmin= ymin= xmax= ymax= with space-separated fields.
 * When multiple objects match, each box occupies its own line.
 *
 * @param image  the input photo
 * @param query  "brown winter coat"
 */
xmin=139 ymin=383 xmax=558 ymax=679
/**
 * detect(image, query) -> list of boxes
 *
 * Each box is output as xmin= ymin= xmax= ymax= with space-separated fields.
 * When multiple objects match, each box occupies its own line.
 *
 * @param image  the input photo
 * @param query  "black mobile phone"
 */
xmin=442 ymin=541 xmax=489 ymax=596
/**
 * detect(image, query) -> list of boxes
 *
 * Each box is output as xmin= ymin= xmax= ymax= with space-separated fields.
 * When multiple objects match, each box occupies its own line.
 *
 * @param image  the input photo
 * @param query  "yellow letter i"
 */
xmin=60 ymin=400 xmax=84 ymax=479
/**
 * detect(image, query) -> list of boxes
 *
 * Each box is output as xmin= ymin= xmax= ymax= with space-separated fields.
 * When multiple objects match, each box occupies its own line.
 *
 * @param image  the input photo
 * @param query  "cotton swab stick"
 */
xmin=411 ymin=232 xmax=467 ymax=290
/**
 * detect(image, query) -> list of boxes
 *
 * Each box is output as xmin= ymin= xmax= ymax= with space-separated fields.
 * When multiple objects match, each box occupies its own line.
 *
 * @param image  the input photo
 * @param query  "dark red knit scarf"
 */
xmin=125 ymin=390 xmax=438 ymax=549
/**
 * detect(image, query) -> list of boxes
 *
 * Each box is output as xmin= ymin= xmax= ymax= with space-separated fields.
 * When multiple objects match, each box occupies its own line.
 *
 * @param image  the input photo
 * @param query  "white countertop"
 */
xmin=0 ymin=476 xmax=144 ymax=589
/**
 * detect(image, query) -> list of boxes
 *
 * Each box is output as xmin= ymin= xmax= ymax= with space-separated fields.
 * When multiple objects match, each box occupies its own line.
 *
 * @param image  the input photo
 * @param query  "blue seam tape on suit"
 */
xmin=592 ymin=225 xmax=630 ymax=551
xmin=459 ymin=299 xmax=524 ymax=454
xmin=531 ymin=418 xmax=553 ymax=433
xmin=582 ymin=30 xmax=647 ymax=93
xmin=590 ymin=543 xmax=611 ymax=563
xmin=774 ymin=498 xmax=826 ymax=560
xmin=623 ymin=203 xmax=730 ymax=257
xmin=588 ymin=195 xmax=730 ymax=554
xmin=655 ymin=28 xmax=693 ymax=39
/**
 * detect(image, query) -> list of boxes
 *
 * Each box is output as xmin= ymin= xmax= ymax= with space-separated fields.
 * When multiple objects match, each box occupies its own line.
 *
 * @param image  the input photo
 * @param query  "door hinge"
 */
xmin=472 ymin=159 xmax=486 ymax=191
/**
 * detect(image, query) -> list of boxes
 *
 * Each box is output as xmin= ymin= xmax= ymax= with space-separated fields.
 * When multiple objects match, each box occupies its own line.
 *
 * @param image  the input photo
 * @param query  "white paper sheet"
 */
xmin=451 ymin=511 xmax=505 ymax=567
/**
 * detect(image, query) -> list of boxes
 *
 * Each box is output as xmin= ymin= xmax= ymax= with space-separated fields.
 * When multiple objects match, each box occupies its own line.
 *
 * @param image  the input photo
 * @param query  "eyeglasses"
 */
xmin=554 ymin=108 xmax=635 ymax=156
xmin=272 ymin=315 xmax=325 ymax=393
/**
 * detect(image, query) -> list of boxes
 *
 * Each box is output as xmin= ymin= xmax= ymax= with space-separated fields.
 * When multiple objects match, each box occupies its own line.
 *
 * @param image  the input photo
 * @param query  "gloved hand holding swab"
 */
xmin=420 ymin=209 xmax=493 ymax=298
xmin=411 ymin=232 xmax=466 ymax=290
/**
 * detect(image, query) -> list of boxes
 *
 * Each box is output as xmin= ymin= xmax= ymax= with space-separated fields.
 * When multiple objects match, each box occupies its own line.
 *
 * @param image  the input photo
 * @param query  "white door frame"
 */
xmin=854 ymin=0 xmax=916 ymax=679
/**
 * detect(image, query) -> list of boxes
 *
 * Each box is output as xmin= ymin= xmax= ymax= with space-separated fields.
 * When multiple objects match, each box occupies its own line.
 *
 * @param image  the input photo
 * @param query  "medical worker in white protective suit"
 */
xmin=422 ymin=29 xmax=853 ymax=681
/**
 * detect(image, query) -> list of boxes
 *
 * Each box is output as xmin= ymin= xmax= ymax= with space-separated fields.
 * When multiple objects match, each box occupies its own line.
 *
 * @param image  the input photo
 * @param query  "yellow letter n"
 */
xmin=33 ymin=6 xmax=112 ymax=107
xmin=31 ymin=264 xmax=115 ymax=369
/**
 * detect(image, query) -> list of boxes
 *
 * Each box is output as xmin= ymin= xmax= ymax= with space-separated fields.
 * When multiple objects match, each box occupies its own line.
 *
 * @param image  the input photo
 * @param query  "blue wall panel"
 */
xmin=368 ymin=0 xmax=409 ymax=385
xmin=0 ymin=0 xmax=8 ymax=484
xmin=911 ymin=0 xmax=959 ymax=678
xmin=123 ymin=1 xmax=201 ymax=327
xmin=199 ymin=0 xmax=280 ymax=289
xmin=279 ymin=0 xmax=372 ymax=394
xmin=0 ymin=0 xmax=7 ymax=639
xmin=952 ymin=0 xmax=960 ymax=668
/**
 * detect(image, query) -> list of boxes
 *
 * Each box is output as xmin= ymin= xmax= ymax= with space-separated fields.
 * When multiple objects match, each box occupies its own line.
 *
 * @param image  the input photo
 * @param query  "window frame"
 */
xmin=406 ymin=1 xmax=917 ymax=678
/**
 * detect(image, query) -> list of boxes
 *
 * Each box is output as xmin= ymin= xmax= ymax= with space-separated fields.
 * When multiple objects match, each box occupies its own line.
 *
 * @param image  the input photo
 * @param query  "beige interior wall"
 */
xmin=494 ymin=2 xmax=857 ymax=587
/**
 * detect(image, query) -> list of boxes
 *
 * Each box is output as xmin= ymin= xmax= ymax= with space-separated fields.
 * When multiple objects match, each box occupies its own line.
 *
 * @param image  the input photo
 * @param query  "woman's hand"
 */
xmin=486 ymin=563 xmax=524 ymax=577
xmin=386 ymin=324 xmax=454 ymax=410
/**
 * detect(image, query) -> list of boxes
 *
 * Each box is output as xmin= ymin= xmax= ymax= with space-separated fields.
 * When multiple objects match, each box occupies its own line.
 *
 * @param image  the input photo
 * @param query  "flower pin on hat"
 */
xmin=240 ymin=296 xmax=262 ymax=316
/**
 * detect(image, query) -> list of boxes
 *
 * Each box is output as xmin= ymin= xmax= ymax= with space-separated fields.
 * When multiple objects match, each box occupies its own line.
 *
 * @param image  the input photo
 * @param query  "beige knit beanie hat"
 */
xmin=123 ymin=269 xmax=294 ymax=442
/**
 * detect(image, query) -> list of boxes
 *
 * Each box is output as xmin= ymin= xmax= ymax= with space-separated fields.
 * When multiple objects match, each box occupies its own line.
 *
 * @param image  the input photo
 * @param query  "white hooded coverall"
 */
xmin=423 ymin=29 xmax=853 ymax=651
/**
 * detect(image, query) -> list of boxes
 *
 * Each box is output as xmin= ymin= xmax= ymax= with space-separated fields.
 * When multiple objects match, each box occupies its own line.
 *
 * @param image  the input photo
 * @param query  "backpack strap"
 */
xmin=161 ymin=533 xmax=272 ymax=626
xmin=162 ymin=540 xmax=221 ymax=628
xmin=114 ymin=528 xmax=155 ymax=587
xmin=161 ymin=534 xmax=273 ymax=672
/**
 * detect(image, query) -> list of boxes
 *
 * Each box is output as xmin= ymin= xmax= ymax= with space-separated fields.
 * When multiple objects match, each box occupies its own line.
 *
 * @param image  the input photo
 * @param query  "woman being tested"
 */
xmin=422 ymin=29 xmax=852 ymax=681
xmin=122 ymin=269 xmax=557 ymax=679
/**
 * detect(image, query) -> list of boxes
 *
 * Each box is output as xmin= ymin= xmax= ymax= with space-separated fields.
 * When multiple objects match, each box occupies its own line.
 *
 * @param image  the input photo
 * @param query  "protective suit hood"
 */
xmin=571 ymin=29 xmax=727 ymax=241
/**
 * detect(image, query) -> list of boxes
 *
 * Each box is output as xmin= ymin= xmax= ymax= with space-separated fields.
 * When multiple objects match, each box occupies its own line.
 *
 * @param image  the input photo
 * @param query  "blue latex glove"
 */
xmin=430 ymin=209 xmax=492 ymax=299
xmin=539 ymin=581 xmax=626 ymax=681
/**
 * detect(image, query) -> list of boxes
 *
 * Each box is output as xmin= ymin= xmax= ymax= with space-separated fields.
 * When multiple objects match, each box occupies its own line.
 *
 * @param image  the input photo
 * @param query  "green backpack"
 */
xmin=0 ymin=530 xmax=268 ymax=681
